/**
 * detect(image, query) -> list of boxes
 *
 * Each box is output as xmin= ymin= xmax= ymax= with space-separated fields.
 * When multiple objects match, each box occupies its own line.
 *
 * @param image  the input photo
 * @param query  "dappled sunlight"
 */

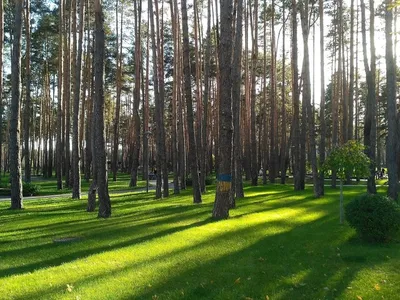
xmin=1 ymin=184 xmax=399 ymax=299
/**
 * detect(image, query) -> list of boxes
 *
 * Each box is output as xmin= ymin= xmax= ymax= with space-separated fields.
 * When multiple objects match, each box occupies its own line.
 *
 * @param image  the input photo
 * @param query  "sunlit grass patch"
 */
xmin=0 ymin=184 xmax=399 ymax=299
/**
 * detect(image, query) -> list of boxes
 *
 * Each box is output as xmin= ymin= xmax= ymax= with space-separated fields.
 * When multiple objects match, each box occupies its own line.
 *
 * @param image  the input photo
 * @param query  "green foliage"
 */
xmin=186 ymin=176 xmax=215 ymax=186
xmin=323 ymin=140 xmax=370 ymax=180
xmin=345 ymin=193 xmax=400 ymax=242
xmin=22 ymin=182 xmax=40 ymax=196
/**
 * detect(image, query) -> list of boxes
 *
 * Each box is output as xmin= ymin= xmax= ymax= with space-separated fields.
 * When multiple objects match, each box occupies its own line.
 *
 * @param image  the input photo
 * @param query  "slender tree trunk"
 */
xmin=292 ymin=0 xmax=301 ymax=190
xmin=348 ymin=0 xmax=355 ymax=141
xmin=317 ymin=0 xmax=326 ymax=195
xmin=250 ymin=0 xmax=258 ymax=186
xmin=130 ymin=0 xmax=142 ymax=187
xmin=10 ymin=0 xmax=23 ymax=209
xmin=361 ymin=0 xmax=377 ymax=194
xmin=64 ymin=0 xmax=71 ymax=188
xmin=300 ymin=0 xmax=320 ymax=197
xmin=94 ymin=0 xmax=111 ymax=217
xmin=269 ymin=0 xmax=278 ymax=184
xmin=23 ymin=0 xmax=31 ymax=183
xmin=170 ymin=0 xmax=180 ymax=194
xmin=232 ymin=0 xmax=244 ymax=199
xmin=181 ymin=0 xmax=202 ymax=203
xmin=385 ymin=0 xmax=398 ymax=201
xmin=72 ymin=0 xmax=85 ymax=199
xmin=112 ymin=0 xmax=122 ymax=182
xmin=280 ymin=3 xmax=287 ymax=185
xmin=149 ymin=0 xmax=163 ymax=198
xmin=0 ymin=0 xmax=3 ymax=176
xmin=213 ymin=0 xmax=233 ymax=219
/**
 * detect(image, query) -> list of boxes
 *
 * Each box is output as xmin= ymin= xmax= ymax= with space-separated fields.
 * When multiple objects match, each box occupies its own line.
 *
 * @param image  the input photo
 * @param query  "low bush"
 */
xmin=345 ymin=193 xmax=400 ymax=242
xmin=186 ymin=176 xmax=215 ymax=187
xmin=23 ymin=183 xmax=40 ymax=196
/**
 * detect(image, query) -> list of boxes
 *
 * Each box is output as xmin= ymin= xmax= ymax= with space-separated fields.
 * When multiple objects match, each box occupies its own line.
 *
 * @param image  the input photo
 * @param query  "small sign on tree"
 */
xmin=322 ymin=140 xmax=371 ymax=224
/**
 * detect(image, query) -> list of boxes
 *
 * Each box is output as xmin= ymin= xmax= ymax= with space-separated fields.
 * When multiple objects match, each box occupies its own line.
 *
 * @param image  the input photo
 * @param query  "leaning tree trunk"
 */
xmin=181 ymin=0 xmax=202 ymax=204
xmin=10 ymin=0 xmax=23 ymax=209
xmin=94 ymin=0 xmax=111 ymax=218
xmin=213 ymin=0 xmax=233 ymax=219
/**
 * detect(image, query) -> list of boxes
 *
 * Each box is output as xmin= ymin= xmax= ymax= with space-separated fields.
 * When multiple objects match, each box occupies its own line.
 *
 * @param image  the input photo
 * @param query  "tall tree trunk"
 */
xmin=23 ymin=0 xmax=31 ymax=183
xmin=348 ymin=0 xmax=355 ymax=141
xmin=300 ymin=0 xmax=320 ymax=197
xmin=361 ymin=0 xmax=377 ymax=194
xmin=213 ymin=0 xmax=233 ymax=219
xmin=232 ymin=0 xmax=244 ymax=199
xmin=0 ymin=0 xmax=3 ymax=176
xmin=292 ymin=0 xmax=301 ymax=190
xmin=250 ymin=0 xmax=258 ymax=186
xmin=385 ymin=0 xmax=398 ymax=201
xmin=94 ymin=0 xmax=111 ymax=217
xmin=170 ymin=0 xmax=180 ymax=194
xmin=280 ymin=3 xmax=287 ymax=185
xmin=130 ymin=0 xmax=142 ymax=187
xmin=181 ymin=0 xmax=202 ymax=204
xmin=269 ymin=0 xmax=278 ymax=184
xmin=10 ymin=0 xmax=23 ymax=209
xmin=72 ymin=0 xmax=85 ymax=199
xmin=112 ymin=0 xmax=122 ymax=182
xmin=64 ymin=0 xmax=71 ymax=188
xmin=194 ymin=0 xmax=205 ymax=193
xmin=149 ymin=0 xmax=162 ymax=198
xmin=317 ymin=0 xmax=326 ymax=195
xmin=57 ymin=0 xmax=64 ymax=189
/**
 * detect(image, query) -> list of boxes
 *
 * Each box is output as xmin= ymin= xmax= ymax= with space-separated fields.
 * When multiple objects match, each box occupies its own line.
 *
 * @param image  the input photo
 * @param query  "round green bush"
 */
xmin=345 ymin=193 xmax=400 ymax=242
xmin=23 ymin=183 xmax=40 ymax=196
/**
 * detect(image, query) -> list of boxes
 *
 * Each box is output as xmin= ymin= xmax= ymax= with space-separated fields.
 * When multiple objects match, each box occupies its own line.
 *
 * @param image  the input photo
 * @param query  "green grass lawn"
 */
xmin=0 ymin=184 xmax=399 ymax=299
xmin=0 ymin=173 xmax=147 ymax=196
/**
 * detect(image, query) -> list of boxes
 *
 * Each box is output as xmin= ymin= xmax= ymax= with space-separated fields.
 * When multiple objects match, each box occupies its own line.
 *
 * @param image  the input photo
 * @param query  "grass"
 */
xmin=0 ymin=173 xmax=147 ymax=196
xmin=0 ymin=184 xmax=399 ymax=299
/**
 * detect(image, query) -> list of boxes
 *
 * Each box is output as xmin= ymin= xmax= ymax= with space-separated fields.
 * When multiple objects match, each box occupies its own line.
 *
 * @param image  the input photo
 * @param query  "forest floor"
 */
xmin=0 ymin=183 xmax=399 ymax=299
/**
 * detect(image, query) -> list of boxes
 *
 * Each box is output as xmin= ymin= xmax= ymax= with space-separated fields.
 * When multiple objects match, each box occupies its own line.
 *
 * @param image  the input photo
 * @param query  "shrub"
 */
xmin=205 ymin=176 xmax=215 ymax=185
xmin=345 ymin=193 xmax=400 ymax=242
xmin=23 ymin=183 xmax=40 ymax=196
xmin=185 ymin=177 xmax=193 ymax=187
xmin=186 ymin=176 xmax=215 ymax=187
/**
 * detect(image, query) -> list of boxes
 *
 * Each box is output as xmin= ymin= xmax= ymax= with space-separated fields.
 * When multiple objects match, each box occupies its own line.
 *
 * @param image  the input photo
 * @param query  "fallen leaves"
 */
xmin=234 ymin=277 xmax=241 ymax=284
xmin=66 ymin=284 xmax=74 ymax=293
xmin=374 ymin=283 xmax=381 ymax=291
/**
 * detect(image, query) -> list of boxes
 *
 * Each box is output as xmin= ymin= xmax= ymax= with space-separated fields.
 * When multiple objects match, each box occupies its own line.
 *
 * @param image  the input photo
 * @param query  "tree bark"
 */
xmin=213 ymin=0 xmax=233 ymax=219
xmin=181 ymin=0 xmax=202 ymax=204
xmin=232 ymin=0 xmax=244 ymax=200
xmin=291 ymin=0 xmax=301 ymax=191
xmin=317 ymin=0 xmax=326 ymax=196
xmin=72 ymin=0 xmax=85 ymax=199
xmin=23 ymin=0 xmax=31 ymax=183
xmin=130 ymin=0 xmax=142 ymax=188
xmin=10 ymin=0 xmax=23 ymax=209
xmin=385 ymin=0 xmax=398 ymax=201
xmin=361 ymin=0 xmax=377 ymax=194
xmin=94 ymin=0 xmax=111 ymax=218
